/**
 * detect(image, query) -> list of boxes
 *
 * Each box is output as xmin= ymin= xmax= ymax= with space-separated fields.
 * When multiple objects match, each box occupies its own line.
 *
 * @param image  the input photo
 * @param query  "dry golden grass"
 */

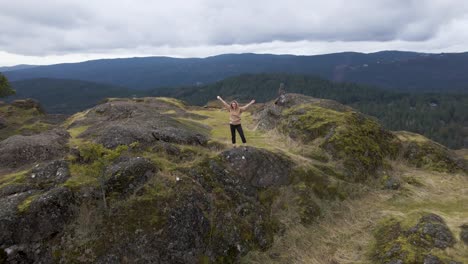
xmin=243 ymin=164 xmax=468 ymax=264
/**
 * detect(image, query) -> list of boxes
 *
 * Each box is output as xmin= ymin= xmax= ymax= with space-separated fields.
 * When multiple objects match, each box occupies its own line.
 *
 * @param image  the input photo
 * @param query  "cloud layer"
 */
xmin=1 ymin=0 xmax=468 ymax=65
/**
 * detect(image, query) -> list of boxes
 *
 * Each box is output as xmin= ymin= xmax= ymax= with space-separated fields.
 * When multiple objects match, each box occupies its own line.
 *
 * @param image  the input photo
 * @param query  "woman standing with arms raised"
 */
xmin=217 ymin=96 xmax=255 ymax=148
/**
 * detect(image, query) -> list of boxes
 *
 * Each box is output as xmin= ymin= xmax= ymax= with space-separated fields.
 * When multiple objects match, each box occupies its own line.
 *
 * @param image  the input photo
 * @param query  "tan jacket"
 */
xmin=220 ymin=100 xmax=251 ymax=125
xmin=229 ymin=107 xmax=243 ymax=125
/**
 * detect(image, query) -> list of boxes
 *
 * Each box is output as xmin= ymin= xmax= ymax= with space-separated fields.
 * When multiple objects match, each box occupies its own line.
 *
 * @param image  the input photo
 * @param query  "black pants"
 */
xmin=230 ymin=124 xmax=246 ymax=144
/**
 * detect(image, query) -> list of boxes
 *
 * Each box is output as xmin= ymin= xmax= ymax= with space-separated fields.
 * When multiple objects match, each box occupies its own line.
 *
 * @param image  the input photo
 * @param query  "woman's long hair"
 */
xmin=230 ymin=100 xmax=239 ymax=110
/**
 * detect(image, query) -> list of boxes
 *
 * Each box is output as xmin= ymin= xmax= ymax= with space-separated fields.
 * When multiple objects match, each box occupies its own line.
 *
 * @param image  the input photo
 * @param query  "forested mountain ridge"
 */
xmin=4 ymin=51 xmax=468 ymax=92
xmin=0 ymin=65 xmax=37 ymax=72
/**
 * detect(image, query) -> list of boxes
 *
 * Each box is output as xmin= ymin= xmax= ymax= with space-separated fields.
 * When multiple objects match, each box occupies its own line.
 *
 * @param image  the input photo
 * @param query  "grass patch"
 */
xmin=64 ymin=143 xmax=128 ymax=189
xmin=17 ymin=193 xmax=41 ymax=212
xmin=17 ymin=121 xmax=51 ymax=134
xmin=63 ymin=110 xmax=88 ymax=127
xmin=67 ymin=125 xmax=90 ymax=147
xmin=155 ymin=97 xmax=186 ymax=109
xmin=0 ymin=170 xmax=28 ymax=189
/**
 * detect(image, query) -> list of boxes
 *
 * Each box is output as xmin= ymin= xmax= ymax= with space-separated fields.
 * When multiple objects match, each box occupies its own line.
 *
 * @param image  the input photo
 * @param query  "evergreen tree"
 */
xmin=0 ymin=73 xmax=15 ymax=98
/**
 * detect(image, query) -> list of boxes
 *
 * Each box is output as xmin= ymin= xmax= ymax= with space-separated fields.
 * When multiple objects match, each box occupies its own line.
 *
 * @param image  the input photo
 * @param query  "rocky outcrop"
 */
xmin=0 ymin=129 xmax=69 ymax=169
xmin=255 ymin=94 xmax=398 ymax=181
xmin=70 ymin=98 xmax=208 ymax=148
xmin=372 ymin=213 xmax=460 ymax=264
xmin=395 ymin=131 xmax=467 ymax=173
xmin=0 ymin=187 xmax=77 ymax=262
xmin=1 ymin=95 xmax=465 ymax=263
xmin=105 ymin=157 xmax=158 ymax=197
xmin=0 ymin=160 xmax=71 ymax=198
xmin=0 ymin=191 xmax=37 ymax=246
xmin=220 ymin=147 xmax=293 ymax=188
xmin=407 ymin=213 xmax=455 ymax=249
xmin=15 ymin=187 xmax=77 ymax=243
xmin=11 ymin=99 xmax=45 ymax=114
xmin=28 ymin=160 xmax=70 ymax=189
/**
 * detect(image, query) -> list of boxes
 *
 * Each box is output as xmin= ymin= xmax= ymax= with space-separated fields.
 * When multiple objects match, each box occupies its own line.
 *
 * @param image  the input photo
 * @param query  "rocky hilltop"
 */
xmin=0 ymin=95 xmax=466 ymax=263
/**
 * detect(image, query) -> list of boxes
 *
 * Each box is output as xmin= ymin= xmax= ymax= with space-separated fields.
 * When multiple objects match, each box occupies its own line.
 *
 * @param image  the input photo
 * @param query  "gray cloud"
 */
xmin=0 ymin=0 xmax=467 ymax=58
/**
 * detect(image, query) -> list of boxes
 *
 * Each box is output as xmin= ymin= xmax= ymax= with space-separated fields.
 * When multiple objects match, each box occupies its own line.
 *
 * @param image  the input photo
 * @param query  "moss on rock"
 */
xmin=257 ymin=95 xmax=399 ymax=182
xmin=395 ymin=131 xmax=467 ymax=173
xmin=371 ymin=213 xmax=459 ymax=264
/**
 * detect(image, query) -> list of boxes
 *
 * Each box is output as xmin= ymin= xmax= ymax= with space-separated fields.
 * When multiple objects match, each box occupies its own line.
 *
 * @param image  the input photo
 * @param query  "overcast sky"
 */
xmin=1 ymin=0 xmax=468 ymax=66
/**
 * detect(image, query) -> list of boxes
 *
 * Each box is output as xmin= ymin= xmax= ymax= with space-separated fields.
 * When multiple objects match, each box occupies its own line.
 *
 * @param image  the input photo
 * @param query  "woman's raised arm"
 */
xmin=217 ymin=96 xmax=230 ymax=110
xmin=240 ymin=100 xmax=256 ymax=111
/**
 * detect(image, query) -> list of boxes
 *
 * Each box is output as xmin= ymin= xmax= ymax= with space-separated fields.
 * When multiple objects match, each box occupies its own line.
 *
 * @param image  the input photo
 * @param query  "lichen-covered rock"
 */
xmin=219 ymin=147 xmax=293 ymax=188
xmin=0 ymin=160 xmax=70 ymax=199
xmin=371 ymin=214 xmax=458 ymax=264
xmin=0 ymin=187 xmax=75 ymax=264
xmin=28 ymin=160 xmax=70 ymax=189
xmin=395 ymin=131 xmax=467 ymax=173
xmin=424 ymin=254 xmax=444 ymax=264
xmin=0 ymin=129 xmax=69 ymax=168
xmin=0 ymin=191 xmax=36 ymax=245
xmin=0 ymin=184 xmax=31 ymax=198
xmin=163 ymin=187 xmax=210 ymax=263
xmin=0 ymin=187 xmax=76 ymax=261
xmin=88 ymin=183 xmax=210 ymax=264
xmin=69 ymin=99 xmax=208 ymax=148
xmin=15 ymin=187 xmax=77 ymax=243
xmin=407 ymin=213 xmax=455 ymax=249
xmin=105 ymin=157 xmax=158 ymax=197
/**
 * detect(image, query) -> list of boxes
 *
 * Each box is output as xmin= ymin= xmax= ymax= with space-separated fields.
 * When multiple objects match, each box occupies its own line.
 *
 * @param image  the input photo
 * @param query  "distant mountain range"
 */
xmin=0 ymin=64 xmax=37 ymax=72
xmin=3 ymin=51 xmax=468 ymax=92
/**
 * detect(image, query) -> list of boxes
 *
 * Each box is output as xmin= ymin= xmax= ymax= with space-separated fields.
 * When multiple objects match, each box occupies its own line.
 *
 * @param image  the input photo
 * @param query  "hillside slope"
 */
xmin=4 ymin=51 xmax=468 ymax=92
xmin=0 ymin=95 xmax=466 ymax=263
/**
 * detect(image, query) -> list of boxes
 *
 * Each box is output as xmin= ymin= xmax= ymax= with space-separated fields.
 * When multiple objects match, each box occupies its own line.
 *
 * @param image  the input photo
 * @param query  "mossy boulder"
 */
xmin=0 ymin=187 xmax=77 ymax=262
xmin=371 ymin=213 xmax=459 ymax=264
xmin=255 ymin=94 xmax=398 ymax=181
xmin=105 ymin=157 xmax=158 ymax=198
xmin=0 ymin=191 xmax=37 ymax=245
xmin=406 ymin=214 xmax=455 ymax=249
xmin=179 ymin=147 xmax=292 ymax=261
xmin=395 ymin=131 xmax=467 ymax=173
xmin=219 ymin=146 xmax=293 ymax=188
xmin=15 ymin=187 xmax=77 ymax=244
xmin=27 ymin=160 xmax=71 ymax=189
xmin=0 ymin=100 xmax=56 ymax=142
